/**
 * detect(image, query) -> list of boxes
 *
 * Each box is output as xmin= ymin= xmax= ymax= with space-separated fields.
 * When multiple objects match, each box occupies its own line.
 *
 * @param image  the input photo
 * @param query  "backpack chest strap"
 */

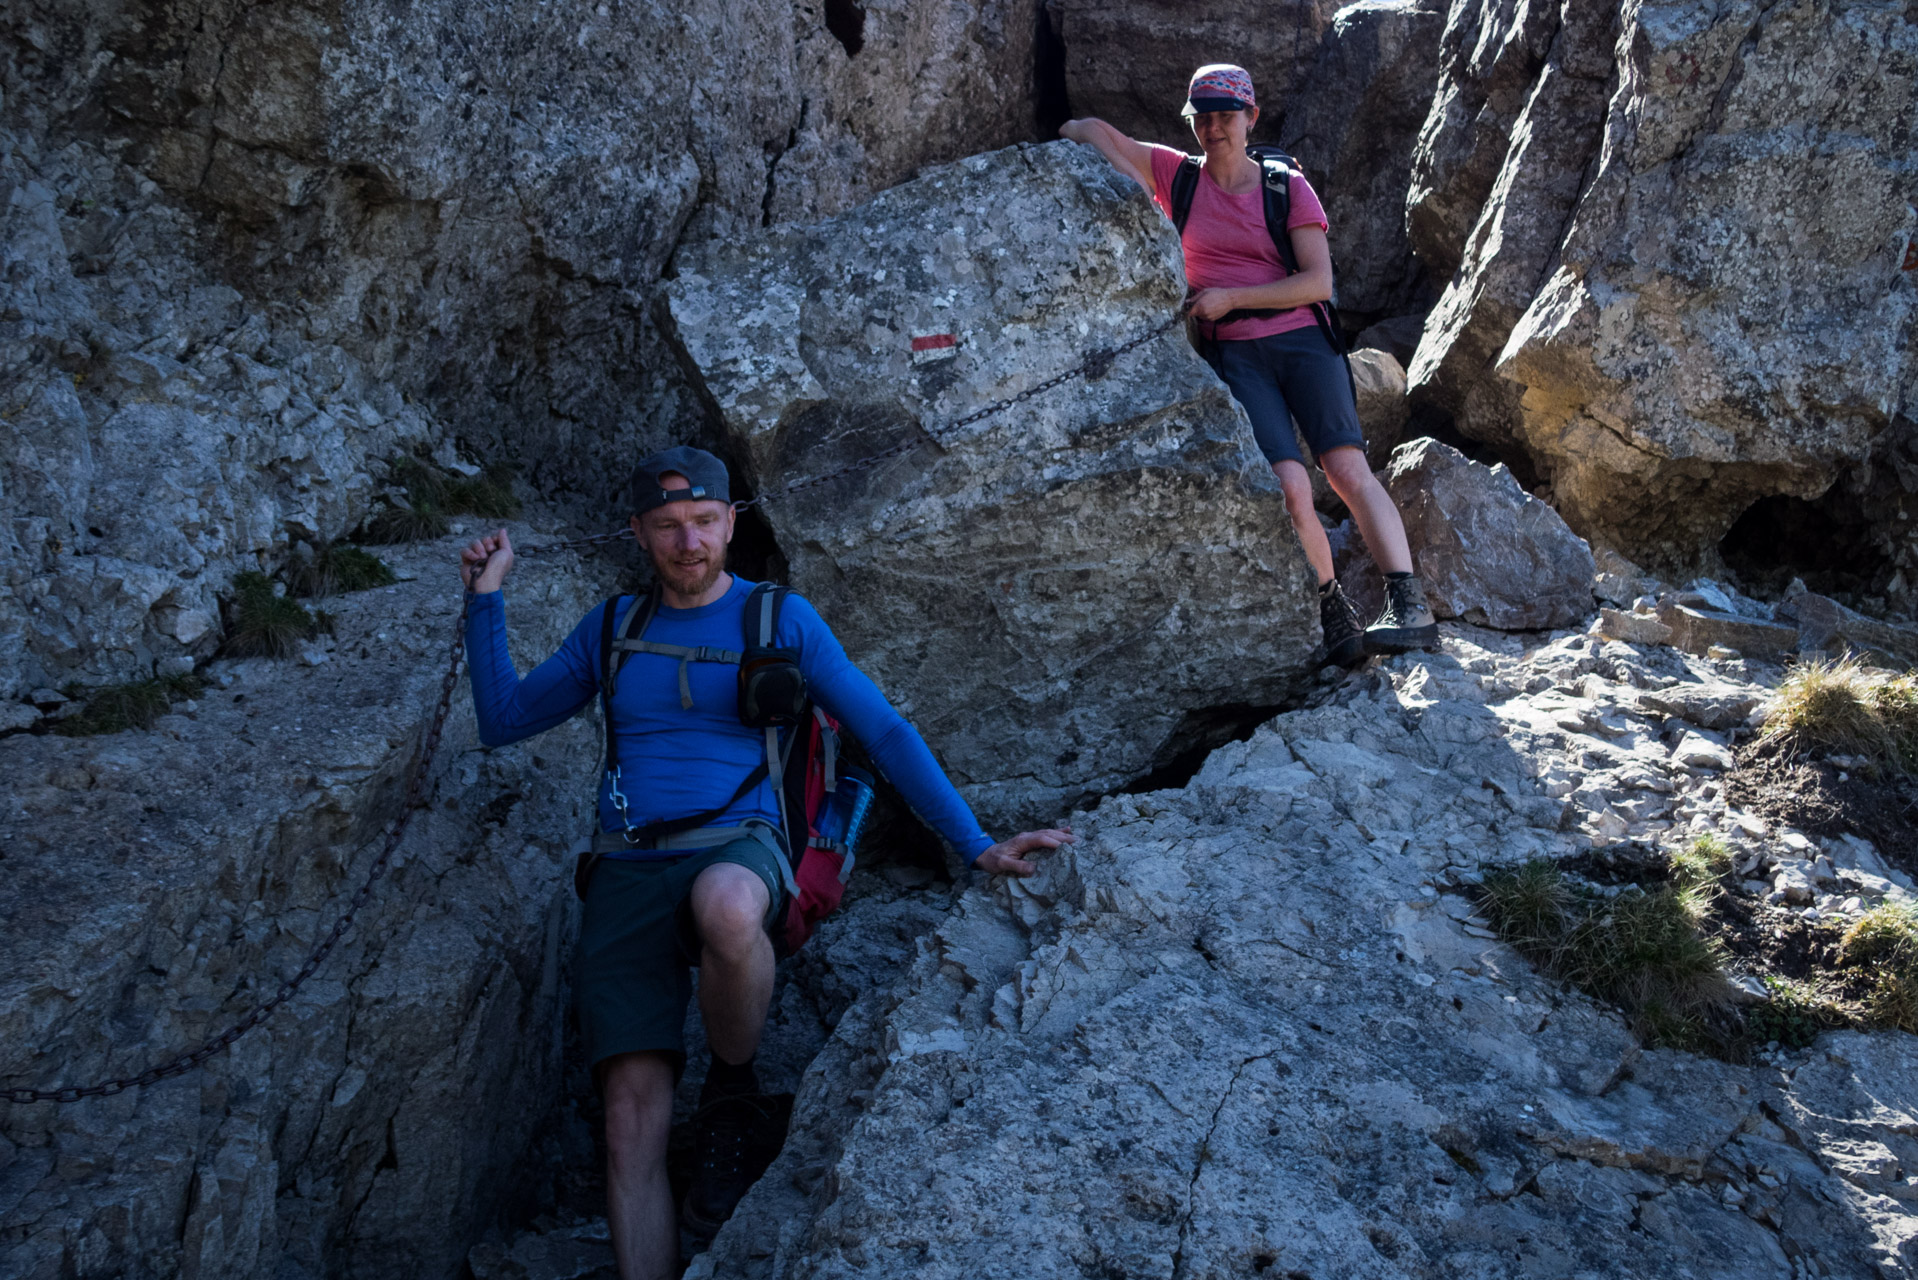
xmin=611 ymin=638 xmax=744 ymax=710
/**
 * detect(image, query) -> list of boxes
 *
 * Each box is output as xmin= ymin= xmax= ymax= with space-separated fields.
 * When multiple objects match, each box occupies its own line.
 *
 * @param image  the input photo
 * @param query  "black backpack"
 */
xmin=1167 ymin=146 xmax=1350 ymax=364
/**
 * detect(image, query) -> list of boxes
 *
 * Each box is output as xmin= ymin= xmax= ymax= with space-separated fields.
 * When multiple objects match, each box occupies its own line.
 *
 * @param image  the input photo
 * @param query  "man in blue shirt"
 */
xmin=459 ymin=446 xmax=1073 ymax=1278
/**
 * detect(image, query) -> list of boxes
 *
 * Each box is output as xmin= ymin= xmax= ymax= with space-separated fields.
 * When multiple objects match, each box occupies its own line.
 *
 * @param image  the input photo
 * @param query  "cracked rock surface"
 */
xmin=690 ymin=628 xmax=1916 ymax=1279
xmin=0 ymin=527 xmax=616 ymax=1280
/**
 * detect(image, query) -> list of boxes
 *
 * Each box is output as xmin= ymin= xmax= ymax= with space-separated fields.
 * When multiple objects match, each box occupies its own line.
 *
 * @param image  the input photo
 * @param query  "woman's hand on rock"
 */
xmin=974 ymin=826 xmax=1077 ymax=877
xmin=460 ymin=528 xmax=515 ymax=593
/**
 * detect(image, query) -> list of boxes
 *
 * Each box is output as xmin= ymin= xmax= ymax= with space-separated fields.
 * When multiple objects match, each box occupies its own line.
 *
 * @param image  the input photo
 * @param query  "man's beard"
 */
xmin=652 ymin=545 xmax=726 ymax=598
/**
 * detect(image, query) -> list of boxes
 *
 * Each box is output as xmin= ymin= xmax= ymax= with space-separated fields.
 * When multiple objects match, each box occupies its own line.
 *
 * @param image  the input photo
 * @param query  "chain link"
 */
xmin=2 ymin=312 xmax=1176 ymax=1105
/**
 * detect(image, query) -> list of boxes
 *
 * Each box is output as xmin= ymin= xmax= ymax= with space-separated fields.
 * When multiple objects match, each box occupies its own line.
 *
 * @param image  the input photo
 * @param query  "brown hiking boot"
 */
xmin=1365 ymin=573 xmax=1438 ymax=653
xmin=1318 ymin=580 xmax=1367 ymax=668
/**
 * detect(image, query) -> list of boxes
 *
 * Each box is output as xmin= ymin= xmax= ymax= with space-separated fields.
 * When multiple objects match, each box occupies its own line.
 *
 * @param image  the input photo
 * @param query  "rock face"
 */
xmin=0 ymin=529 xmax=616 ymax=1280
xmin=692 ymin=630 xmax=1918 ymax=1280
xmin=1405 ymin=0 xmax=1918 ymax=572
xmin=1043 ymin=0 xmax=1340 ymax=148
xmin=1276 ymin=0 xmax=1447 ymax=322
xmin=2 ymin=0 xmax=1049 ymax=695
xmin=665 ymin=142 xmax=1320 ymax=833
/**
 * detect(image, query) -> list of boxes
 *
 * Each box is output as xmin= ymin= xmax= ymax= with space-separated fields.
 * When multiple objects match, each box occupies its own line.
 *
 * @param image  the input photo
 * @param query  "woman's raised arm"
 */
xmin=1059 ymin=118 xmax=1157 ymax=197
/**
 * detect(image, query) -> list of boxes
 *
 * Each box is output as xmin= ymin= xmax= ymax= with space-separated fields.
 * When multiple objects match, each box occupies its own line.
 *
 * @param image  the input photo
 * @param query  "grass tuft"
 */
xmin=1670 ymin=833 xmax=1733 ymax=897
xmin=224 ymin=570 xmax=317 ymax=658
xmin=286 ymin=542 xmax=396 ymax=598
xmin=54 ymin=673 xmax=206 ymax=736
xmin=1478 ymin=860 xmax=1733 ymax=1051
xmin=1759 ymin=656 xmax=1917 ymax=773
xmin=1839 ymin=904 xmax=1918 ymax=1032
xmin=357 ymin=454 xmax=519 ymax=545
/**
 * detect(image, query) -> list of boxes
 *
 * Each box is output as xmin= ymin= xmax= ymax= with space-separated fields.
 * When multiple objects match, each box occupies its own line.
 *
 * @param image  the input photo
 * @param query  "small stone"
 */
xmin=1741 ymin=880 xmax=1771 ymax=898
xmin=0 ymin=702 xmax=40 ymax=733
xmin=1841 ymin=896 xmax=1863 ymax=914
xmin=1595 ymin=607 xmax=1673 ymax=647
xmin=1727 ymin=974 xmax=1769 ymax=1005
xmin=28 ymin=688 xmax=68 ymax=709
xmin=1773 ymin=861 xmax=1817 ymax=905
xmin=1705 ymin=644 xmax=1741 ymax=661
xmin=1671 ymin=732 xmax=1734 ymax=771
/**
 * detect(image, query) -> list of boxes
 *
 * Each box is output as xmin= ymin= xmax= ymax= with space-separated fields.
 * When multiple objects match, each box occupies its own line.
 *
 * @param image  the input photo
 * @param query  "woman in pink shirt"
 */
xmin=1060 ymin=64 xmax=1436 ymax=664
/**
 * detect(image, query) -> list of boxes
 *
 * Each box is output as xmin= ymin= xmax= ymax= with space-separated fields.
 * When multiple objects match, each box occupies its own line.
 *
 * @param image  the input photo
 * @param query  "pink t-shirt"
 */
xmin=1148 ymin=144 xmax=1329 ymax=342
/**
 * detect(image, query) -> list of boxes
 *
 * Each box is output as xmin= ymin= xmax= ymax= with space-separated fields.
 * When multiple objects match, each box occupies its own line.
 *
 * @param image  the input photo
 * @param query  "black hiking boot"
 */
xmin=1364 ymin=572 xmax=1439 ymax=654
xmin=1318 ymin=579 xmax=1367 ymax=668
xmin=682 ymin=1091 xmax=774 ymax=1239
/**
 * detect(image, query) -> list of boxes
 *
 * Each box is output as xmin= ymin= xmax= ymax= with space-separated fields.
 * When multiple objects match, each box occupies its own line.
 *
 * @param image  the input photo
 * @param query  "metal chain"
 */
xmin=2 ymin=312 xmax=1176 ymax=1105
xmin=734 ymin=313 xmax=1182 ymax=510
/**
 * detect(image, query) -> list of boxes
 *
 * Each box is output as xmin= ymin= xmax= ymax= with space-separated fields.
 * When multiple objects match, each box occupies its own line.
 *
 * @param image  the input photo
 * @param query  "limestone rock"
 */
xmin=1406 ymin=0 xmax=1918 ymax=567
xmin=665 ymin=143 xmax=1319 ymax=832
xmin=1595 ymin=607 xmax=1674 ymax=648
xmin=1780 ymin=590 xmax=1918 ymax=670
xmin=3 ymin=0 xmax=1053 ymax=695
xmin=0 ymin=529 xmax=617 ymax=1280
xmin=0 ymin=126 xmax=433 ymax=697
xmin=1383 ymin=437 xmax=1596 ymax=630
xmin=1656 ymin=598 xmax=1798 ymax=664
xmin=1276 ymin=0 xmax=1447 ymax=320
xmin=690 ymin=631 xmax=1909 ymax=1279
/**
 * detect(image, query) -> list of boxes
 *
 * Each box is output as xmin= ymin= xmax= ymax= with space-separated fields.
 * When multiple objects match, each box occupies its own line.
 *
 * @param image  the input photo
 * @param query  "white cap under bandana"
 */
xmin=1182 ymin=64 xmax=1257 ymax=116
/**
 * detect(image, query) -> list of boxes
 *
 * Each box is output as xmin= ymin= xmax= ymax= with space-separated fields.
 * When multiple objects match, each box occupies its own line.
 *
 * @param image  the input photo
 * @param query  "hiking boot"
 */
xmin=1365 ymin=573 xmax=1439 ymax=654
xmin=1317 ymin=580 xmax=1367 ymax=668
xmin=682 ymin=1092 xmax=773 ymax=1238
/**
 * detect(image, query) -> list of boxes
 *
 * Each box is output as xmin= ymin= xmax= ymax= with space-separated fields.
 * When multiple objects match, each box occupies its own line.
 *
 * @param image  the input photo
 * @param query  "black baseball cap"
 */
xmin=628 ymin=445 xmax=732 ymax=515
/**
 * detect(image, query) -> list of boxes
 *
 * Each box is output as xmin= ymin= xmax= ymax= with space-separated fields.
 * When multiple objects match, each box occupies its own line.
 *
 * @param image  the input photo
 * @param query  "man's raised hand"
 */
xmin=973 ymin=826 xmax=1077 ymax=878
xmin=460 ymin=527 xmax=515 ymax=593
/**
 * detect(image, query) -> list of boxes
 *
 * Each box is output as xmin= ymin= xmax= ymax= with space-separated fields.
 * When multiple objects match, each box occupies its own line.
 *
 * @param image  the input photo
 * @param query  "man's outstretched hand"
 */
xmin=974 ymin=826 xmax=1077 ymax=877
xmin=460 ymin=527 xmax=515 ymax=593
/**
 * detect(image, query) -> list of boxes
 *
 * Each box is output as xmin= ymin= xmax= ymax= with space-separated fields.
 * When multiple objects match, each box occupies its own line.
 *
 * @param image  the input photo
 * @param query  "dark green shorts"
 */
xmin=576 ymin=836 xmax=787 ymax=1077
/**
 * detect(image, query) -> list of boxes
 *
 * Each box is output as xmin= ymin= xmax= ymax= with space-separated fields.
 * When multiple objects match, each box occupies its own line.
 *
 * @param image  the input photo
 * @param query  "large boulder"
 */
xmin=665 ymin=141 xmax=1320 ymax=833
xmin=1404 ymin=0 xmax=1918 ymax=572
xmin=1386 ymin=438 xmax=1596 ymax=630
xmin=0 ymin=530 xmax=615 ymax=1280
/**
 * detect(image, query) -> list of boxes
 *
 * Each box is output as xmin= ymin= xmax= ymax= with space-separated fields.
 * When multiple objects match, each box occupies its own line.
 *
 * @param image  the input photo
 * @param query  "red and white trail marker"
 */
xmin=910 ymin=332 xmax=958 ymax=364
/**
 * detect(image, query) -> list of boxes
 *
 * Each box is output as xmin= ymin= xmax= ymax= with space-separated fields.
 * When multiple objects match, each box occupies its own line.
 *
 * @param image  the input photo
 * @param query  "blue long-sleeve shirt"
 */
xmin=465 ymin=576 xmax=994 ymax=864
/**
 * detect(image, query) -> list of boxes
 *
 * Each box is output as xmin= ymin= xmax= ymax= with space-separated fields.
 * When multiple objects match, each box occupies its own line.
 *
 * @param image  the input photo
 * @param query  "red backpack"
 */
xmin=575 ymin=582 xmax=868 ymax=955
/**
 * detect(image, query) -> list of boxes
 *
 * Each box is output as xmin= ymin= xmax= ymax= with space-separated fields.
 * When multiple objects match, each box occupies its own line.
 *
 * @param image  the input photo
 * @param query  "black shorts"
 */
xmin=575 ymin=837 xmax=787 ymax=1078
xmin=1207 ymin=326 xmax=1365 ymax=467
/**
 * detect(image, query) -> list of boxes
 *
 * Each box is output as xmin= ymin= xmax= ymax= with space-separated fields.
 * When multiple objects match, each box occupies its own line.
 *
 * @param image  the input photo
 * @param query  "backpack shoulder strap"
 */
xmin=1253 ymin=152 xmax=1301 ymax=275
xmin=743 ymin=581 xmax=791 ymax=650
xmin=599 ymin=588 xmax=658 ymax=773
xmin=1169 ymin=155 xmax=1202 ymax=235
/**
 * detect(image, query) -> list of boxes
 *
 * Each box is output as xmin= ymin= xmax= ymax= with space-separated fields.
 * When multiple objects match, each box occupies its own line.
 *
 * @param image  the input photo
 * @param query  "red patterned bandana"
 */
xmin=1183 ymin=64 xmax=1257 ymax=116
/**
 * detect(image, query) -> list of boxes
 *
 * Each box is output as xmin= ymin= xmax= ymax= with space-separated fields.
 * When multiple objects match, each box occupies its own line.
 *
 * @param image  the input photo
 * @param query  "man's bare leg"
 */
xmin=689 ymin=862 xmax=774 ymax=1063
xmin=601 ymin=1051 xmax=677 ymax=1280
